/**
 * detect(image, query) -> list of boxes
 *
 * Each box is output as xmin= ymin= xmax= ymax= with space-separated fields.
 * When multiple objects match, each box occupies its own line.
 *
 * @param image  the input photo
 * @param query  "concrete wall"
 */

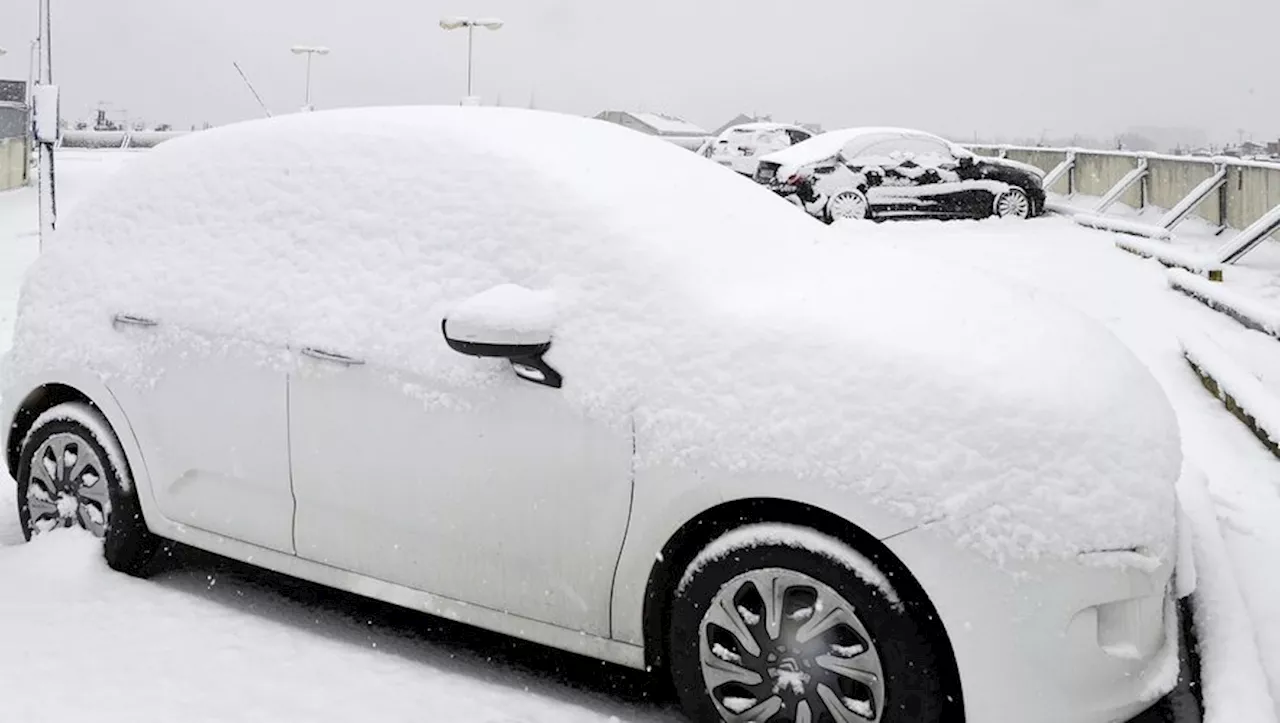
xmin=967 ymin=144 xmax=1280 ymax=244
xmin=0 ymin=137 xmax=27 ymax=191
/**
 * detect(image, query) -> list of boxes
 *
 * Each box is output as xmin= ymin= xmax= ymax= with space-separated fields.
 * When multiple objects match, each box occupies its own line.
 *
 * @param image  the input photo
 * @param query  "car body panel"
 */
xmin=288 ymin=358 xmax=633 ymax=636
xmin=885 ymin=518 xmax=1181 ymax=723
xmin=106 ymin=324 xmax=296 ymax=553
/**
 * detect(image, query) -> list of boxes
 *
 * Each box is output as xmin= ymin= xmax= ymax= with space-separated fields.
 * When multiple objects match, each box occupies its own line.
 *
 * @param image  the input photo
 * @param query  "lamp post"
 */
xmin=289 ymin=45 xmax=330 ymax=112
xmin=439 ymin=17 xmax=503 ymax=101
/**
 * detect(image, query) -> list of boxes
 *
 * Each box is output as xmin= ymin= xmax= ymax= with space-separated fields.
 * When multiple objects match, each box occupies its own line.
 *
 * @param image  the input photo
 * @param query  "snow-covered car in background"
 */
xmin=2 ymin=107 xmax=1191 ymax=723
xmin=700 ymin=122 xmax=814 ymax=177
xmin=755 ymin=127 xmax=1047 ymax=223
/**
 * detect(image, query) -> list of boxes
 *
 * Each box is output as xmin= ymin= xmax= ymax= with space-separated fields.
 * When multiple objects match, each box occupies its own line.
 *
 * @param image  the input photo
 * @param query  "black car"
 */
xmin=754 ymin=127 xmax=1046 ymax=223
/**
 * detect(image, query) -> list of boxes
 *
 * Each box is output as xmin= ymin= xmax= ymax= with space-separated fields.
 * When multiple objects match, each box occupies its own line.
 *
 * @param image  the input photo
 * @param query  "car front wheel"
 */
xmin=668 ymin=524 xmax=946 ymax=723
xmin=994 ymin=187 xmax=1032 ymax=219
xmin=16 ymin=401 xmax=160 ymax=576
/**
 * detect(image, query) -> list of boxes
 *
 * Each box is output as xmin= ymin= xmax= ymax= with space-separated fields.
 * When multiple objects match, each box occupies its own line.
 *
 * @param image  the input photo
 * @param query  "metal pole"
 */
xmin=466 ymin=23 xmax=474 ymax=98
xmin=305 ymin=52 xmax=313 ymax=108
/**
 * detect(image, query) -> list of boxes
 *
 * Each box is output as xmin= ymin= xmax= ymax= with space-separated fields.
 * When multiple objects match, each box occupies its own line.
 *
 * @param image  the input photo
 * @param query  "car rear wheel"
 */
xmin=994 ymin=188 xmax=1032 ymax=219
xmin=826 ymin=190 xmax=870 ymax=223
xmin=16 ymin=402 xmax=160 ymax=576
xmin=669 ymin=525 xmax=946 ymax=723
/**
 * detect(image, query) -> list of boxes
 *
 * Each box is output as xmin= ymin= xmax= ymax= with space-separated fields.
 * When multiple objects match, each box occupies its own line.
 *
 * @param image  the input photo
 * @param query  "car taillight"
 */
xmin=786 ymin=173 xmax=808 ymax=186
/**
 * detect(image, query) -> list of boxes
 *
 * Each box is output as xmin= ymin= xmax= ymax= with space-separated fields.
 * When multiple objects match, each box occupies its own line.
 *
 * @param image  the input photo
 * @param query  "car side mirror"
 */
xmin=442 ymin=284 xmax=562 ymax=388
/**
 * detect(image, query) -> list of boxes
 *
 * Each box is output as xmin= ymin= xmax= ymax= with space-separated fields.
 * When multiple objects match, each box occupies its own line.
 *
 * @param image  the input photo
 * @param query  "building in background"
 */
xmin=593 ymin=110 xmax=709 ymax=150
xmin=0 ymin=79 xmax=30 ymax=192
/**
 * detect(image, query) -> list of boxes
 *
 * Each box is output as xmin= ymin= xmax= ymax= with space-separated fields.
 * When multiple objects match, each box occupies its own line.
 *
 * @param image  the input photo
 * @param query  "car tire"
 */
xmin=16 ymin=402 xmax=161 ymax=577
xmin=993 ymin=187 xmax=1032 ymax=219
xmin=668 ymin=525 xmax=947 ymax=723
xmin=825 ymin=190 xmax=871 ymax=223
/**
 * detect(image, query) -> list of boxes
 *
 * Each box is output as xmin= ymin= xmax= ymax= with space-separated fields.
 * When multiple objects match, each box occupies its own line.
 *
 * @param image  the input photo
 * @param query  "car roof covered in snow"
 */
xmin=718 ymin=122 xmax=807 ymax=136
xmin=762 ymin=126 xmax=954 ymax=171
xmin=10 ymin=107 xmax=1180 ymax=564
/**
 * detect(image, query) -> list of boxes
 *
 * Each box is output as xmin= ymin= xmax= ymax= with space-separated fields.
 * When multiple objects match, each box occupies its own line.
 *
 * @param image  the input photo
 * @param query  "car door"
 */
xmin=856 ymin=136 xmax=982 ymax=218
xmin=287 ymin=334 xmax=634 ymax=636
xmin=108 ymin=318 xmax=295 ymax=553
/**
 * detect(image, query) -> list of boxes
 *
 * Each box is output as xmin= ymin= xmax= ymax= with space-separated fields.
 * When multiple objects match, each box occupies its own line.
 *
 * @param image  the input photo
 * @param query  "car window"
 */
xmin=785 ymin=129 xmax=813 ymax=146
xmin=847 ymin=136 xmax=956 ymax=168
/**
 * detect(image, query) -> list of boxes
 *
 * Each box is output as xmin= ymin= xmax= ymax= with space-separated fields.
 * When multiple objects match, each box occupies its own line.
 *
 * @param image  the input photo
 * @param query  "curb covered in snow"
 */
xmin=1169 ymin=270 xmax=1280 ymax=341
xmin=1176 ymin=467 xmax=1279 ymax=722
xmin=1115 ymin=238 xmax=1223 ymax=280
xmin=1180 ymin=333 xmax=1280 ymax=460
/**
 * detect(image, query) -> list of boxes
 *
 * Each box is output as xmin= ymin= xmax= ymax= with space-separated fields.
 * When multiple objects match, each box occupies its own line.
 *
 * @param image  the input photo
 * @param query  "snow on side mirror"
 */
xmin=33 ymin=85 xmax=60 ymax=144
xmin=442 ymin=284 xmax=562 ymax=388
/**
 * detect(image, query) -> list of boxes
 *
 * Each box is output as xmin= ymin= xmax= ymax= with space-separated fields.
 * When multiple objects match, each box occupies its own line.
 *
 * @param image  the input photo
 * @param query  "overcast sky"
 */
xmin=0 ymin=0 xmax=1275 ymax=143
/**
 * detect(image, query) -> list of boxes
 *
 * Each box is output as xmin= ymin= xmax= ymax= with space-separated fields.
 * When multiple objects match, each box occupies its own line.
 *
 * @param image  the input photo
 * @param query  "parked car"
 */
xmin=700 ymin=122 xmax=815 ymax=177
xmin=755 ymin=127 xmax=1047 ymax=223
xmin=3 ymin=107 xmax=1190 ymax=723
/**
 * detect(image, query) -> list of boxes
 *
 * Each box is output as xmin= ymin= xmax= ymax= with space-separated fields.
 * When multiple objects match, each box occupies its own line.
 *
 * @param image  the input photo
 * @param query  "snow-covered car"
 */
xmin=755 ymin=127 xmax=1047 ymax=223
xmin=3 ymin=108 xmax=1192 ymax=723
xmin=700 ymin=122 xmax=814 ymax=177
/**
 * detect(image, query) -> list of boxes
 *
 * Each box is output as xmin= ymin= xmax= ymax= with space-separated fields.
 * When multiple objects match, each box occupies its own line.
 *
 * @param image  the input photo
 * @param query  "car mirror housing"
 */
xmin=442 ymin=285 xmax=562 ymax=388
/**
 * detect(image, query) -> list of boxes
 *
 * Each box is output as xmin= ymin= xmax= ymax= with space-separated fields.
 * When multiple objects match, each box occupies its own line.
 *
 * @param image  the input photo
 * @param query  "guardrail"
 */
xmin=58 ymin=129 xmax=191 ymax=149
xmin=966 ymin=144 xmax=1280 ymax=266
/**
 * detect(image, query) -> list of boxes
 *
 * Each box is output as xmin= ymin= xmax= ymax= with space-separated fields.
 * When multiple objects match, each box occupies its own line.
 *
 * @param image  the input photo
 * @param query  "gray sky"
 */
xmin=0 ymin=0 xmax=1276 ymax=144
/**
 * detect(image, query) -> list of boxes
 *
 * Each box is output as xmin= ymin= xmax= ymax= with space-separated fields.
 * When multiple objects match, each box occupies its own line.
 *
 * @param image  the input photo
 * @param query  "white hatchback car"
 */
xmin=3 ymin=108 xmax=1193 ymax=723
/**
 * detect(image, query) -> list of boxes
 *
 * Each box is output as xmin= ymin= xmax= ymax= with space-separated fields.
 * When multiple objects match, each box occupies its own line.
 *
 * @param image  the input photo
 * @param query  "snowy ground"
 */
xmin=0 ymin=152 xmax=1278 ymax=722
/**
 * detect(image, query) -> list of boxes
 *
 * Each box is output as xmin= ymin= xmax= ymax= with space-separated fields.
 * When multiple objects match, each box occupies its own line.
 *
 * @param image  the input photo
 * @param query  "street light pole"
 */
xmin=290 ymin=45 xmax=330 ymax=112
xmin=467 ymin=24 xmax=474 ymax=98
xmin=440 ymin=17 xmax=503 ymax=103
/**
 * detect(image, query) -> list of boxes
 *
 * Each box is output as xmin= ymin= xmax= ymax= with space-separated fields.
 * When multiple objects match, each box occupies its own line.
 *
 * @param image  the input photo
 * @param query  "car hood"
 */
xmin=981 ymin=155 xmax=1046 ymax=180
xmin=556 ymin=235 xmax=1182 ymax=564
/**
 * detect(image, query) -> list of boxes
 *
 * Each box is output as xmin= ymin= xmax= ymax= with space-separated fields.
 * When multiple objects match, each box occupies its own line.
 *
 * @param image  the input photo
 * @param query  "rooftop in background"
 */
xmin=593 ymin=110 xmax=707 ymax=138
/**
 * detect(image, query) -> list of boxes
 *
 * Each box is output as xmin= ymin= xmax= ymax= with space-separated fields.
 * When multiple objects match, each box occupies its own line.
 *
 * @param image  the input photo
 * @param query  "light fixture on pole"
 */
xmin=289 ymin=45 xmax=330 ymax=112
xmin=439 ymin=17 xmax=503 ymax=102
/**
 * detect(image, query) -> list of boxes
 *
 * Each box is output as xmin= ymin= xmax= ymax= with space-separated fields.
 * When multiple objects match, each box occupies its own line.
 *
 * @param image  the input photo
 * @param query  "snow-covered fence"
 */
xmin=966 ymin=145 xmax=1280 ymax=252
xmin=59 ymin=129 xmax=190 ymax=150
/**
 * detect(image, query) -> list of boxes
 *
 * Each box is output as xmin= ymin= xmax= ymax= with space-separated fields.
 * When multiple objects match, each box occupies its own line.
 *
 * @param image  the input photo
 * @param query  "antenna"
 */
xmin=233 ymin=61 xmax=274 ymax=118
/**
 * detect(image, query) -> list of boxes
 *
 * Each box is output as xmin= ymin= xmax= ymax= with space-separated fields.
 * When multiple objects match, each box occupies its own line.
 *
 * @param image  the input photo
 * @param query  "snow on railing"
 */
xmin=962 ymin=144 xmax=1280 ymax=268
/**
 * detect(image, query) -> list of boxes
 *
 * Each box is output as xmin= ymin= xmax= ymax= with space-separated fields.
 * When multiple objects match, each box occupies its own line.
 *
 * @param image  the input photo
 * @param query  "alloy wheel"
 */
xmin=995 ymin=188 xmax=1031 ymax=219
xmin=827 ymin=191 xmax=869 ymax=221
xmin=25 ymin=433 xmax=111 ymax=538
xmin=699 ymin=568 xmax=885 ymax=723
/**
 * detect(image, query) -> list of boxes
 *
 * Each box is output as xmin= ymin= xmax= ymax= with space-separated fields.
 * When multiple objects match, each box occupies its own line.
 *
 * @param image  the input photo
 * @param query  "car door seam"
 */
xmin=606 ymin=413 xmax=639 ymax=641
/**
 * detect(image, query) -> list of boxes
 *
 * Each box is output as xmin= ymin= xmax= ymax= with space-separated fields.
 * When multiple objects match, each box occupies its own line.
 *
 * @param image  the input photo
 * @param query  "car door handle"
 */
xmin=112 ymin=313 xmax=159 ymax=329
xmin=301 ymin=347 xmax=365 ymax=366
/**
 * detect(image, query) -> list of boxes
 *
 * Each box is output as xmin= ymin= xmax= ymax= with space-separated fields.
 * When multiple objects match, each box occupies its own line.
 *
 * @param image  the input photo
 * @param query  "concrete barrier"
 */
xmin=0 ymin=136 xmax=27 ymax=191
xmin=966 ymin=144 xmax=1280 ymax=248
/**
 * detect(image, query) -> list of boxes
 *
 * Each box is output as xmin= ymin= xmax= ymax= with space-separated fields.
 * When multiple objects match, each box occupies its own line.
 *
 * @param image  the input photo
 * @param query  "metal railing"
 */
xmin=967 ymin=144 xmax=1280 ymax=265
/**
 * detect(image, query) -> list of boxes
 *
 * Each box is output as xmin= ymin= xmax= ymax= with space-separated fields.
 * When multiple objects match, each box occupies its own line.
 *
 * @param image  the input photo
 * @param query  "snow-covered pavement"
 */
xmin=1 ymin=151 xmax=1278 ymax=722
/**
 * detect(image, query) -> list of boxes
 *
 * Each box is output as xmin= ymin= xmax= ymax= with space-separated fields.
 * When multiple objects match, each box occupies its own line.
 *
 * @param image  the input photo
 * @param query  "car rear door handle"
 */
xmin=112 ymin=313 xmax=159 ymax=329
xmin=300 ymin=347 xmax=365 ymax=366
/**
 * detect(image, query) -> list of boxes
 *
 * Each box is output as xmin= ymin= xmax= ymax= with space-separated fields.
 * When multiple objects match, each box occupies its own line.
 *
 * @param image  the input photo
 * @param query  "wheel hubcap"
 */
xmin=997 ymin=190 xmax=1030 ymax=218
xmin=26 ymin=433 xmax=110 ymax=538
xmin=699 ymin=568 xmax=885 ymax=723
xmin=829 ymin=193 xmax=867 ymax=220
